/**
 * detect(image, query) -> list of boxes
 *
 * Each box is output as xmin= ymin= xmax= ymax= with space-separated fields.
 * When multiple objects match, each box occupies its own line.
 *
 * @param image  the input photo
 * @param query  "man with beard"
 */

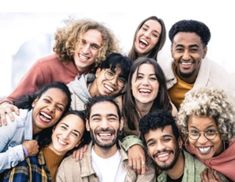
xmin=139 ymin=110 xmax=206 ymax=181
xmin=56 ymin=96 xmax=155 ymax=182
xmin=159 ymin=19 xmax=235 ymax=109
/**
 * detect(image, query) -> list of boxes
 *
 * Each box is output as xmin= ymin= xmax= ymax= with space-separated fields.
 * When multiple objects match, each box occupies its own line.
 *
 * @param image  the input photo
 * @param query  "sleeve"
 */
xmin=0 ymin=118 xmax=25 ymax=173
xmin=6 ymin=60 xmax=45 ymax=102
xmin=56 ymin=161 xmax=66 ymax=182
xmin=136 ymin=164 xmax=156 ymax=182
xmin=121 ymin=135 xmax=144 ymax=151
xmin=0 ymin=144 xmax=25 ymax=173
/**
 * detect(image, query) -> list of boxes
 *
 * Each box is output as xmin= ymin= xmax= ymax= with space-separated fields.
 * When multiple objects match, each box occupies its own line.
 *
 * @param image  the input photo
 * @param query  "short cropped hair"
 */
xmin=169 ymin=19 xmax=211 ymax=46
xmin=139 ymin=110 xmax=180 ymax=145
xmin=177 ymin=88 xmax=235 ymax=142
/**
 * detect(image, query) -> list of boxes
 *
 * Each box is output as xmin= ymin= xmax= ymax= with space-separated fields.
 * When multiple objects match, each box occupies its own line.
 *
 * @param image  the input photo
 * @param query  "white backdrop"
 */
xmin=0 ymin=0 xmax=234 ymax=97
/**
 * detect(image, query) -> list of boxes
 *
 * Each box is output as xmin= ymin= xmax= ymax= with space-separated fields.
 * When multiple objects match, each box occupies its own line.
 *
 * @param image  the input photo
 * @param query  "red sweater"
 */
xmin=5 ymin=54 xmax=79 ymax=102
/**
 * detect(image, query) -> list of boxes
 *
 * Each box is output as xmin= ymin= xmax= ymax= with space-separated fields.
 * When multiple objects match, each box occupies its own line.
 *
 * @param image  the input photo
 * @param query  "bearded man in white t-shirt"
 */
xmin=56 ymin=96 xmax=155 ymax=182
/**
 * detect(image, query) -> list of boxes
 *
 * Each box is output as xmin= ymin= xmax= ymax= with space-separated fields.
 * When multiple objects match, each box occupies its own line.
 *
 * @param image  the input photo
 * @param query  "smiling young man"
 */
xmin=56 ymin=96 xmax=155 ymax=182
xmin=160 ymin=19 xmax=235 ymax=109
xmin=139 ymin=110 xmax=206 ymax=182
xmin=68 ymin=53 xmax=132 ymax=110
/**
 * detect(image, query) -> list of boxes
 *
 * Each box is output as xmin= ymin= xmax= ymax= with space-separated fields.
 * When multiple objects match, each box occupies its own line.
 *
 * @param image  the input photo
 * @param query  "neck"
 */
xmin=48 ymin=143 xmax=66 ymax=156
xmin=167 ymin=152 xmax=184 ymax=180
xmin=89 ymin=82 xmax=98 ymax=97
xmin=93 ymin=144 xmax=118 ymax=159
xmin=136 ymin=102 xmax=153 ymax=118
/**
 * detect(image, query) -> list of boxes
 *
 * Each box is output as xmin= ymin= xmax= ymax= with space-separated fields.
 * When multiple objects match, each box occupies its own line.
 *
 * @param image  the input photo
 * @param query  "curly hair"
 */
xmin=128 ymin=16 xmax=166 ymax=61
xmin=53 ymin=19 xmax=119 ymax=67
xmin=177 ymin=88 xmax=235 ymax=142
xmin=169 ymin=19 xmax=211 ymax=46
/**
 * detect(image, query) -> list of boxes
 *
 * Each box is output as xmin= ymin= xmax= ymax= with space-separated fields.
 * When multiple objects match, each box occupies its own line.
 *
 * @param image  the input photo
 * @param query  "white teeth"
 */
xmin=58 ymin=138 xmax=67 ymax=145
xmin=139 ymin=88 xmax=151 ymax=93
xmin=79 ymin=54 xmax=88 ymax=61
xmin=99 ymin=133 xmax=111 ymax=136
xmin=140 ymin=38 xmax=148 ymax=46
xmin=40 ymin=112 xmax=52 ymax=122
xmin=198 ymin=147 xmax=211 ymax=154
xmin=104 ymin=84 xmax=114 ymax=92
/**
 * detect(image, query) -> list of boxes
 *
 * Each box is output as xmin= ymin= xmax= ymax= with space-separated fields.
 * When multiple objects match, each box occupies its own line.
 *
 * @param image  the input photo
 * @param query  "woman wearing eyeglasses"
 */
xmin=177 ymin=88 xmax=235 ymax=181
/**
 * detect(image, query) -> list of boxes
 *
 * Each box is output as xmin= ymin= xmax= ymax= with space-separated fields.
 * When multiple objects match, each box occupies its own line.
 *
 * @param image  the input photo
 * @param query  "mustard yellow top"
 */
xmin=168 ymin=76 xmax=193 ymax=109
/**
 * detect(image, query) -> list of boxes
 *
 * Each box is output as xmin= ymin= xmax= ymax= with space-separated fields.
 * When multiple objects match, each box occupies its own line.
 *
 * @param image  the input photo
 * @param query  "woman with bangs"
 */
xmin=177 ymin=88 xmax=235 ymax=181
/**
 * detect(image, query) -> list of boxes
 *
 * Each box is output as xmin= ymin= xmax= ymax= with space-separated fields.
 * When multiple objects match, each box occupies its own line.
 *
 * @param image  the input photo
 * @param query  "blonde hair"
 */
xmin=53 ymin=19 xmax=119 ymax=67
xmin=177 ymin=88 xmax=235 ymax=142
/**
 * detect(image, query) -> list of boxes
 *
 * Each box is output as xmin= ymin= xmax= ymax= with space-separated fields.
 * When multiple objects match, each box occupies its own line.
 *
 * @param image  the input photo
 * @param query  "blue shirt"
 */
xmin=0 ymin=109 xmax=33 ymax=173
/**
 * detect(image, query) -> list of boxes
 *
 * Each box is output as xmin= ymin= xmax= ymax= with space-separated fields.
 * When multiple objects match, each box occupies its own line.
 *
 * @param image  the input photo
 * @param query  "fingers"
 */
xmin=0 ymin=103 xmax=19 ymax=126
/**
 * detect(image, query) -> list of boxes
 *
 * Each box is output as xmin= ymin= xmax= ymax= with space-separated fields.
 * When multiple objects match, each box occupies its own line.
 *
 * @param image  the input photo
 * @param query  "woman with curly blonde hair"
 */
xmin=177 ymin=87 xmax=235 ymax=181
xmin=0 ymin=18 xmax=118 ymax=123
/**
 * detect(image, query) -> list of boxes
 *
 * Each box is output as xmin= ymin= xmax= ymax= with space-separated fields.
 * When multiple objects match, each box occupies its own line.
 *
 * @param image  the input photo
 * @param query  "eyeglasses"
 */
xmin=104 ymin=70 xmax=125 ymax=86
xmin=187 ymin=128 xmax=220 ymax=141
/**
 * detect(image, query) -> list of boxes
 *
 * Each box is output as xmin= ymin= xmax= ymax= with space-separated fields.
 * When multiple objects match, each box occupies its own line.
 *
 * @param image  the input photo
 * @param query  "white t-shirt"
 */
xmin=91 ymin=148 xmax=127 ymax=182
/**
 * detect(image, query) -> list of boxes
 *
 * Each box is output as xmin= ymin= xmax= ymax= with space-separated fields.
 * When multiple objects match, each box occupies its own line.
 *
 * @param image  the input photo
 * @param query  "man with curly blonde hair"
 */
xmin=0 ymin=19 xmax=118 ymax=124
xmin=177 ymin=87 xmax=235 ymax=181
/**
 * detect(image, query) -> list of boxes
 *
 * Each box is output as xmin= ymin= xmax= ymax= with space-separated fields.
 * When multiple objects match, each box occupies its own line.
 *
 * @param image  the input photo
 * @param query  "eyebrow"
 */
xmin=189 ymin=124 xmax=216 ymax=129
xmin=60 ymin=123 xmax=81 ymax=136
xmin=91 ymin=113 xmax=119 ymax=118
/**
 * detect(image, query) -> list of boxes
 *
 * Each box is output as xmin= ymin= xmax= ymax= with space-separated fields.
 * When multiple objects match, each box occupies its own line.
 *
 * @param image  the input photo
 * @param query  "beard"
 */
xmin=154 ymin=145 xmax=181 ymax=171
xmin=90 ymin=128 xmax=120 ymax=149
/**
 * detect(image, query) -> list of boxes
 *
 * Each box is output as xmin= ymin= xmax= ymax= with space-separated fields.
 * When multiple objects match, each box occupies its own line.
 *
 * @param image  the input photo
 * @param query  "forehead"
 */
xmin=41 ymin=88 xmax=66 ymax=98
xmin=172 ymin=32 xmax=202 ymax=46
xmin=142 ymin=19 xmax=161 ymax=31
xmin=145 ymin=125 xmax=174 ymax=140
xmin=90 ymin=101 xmax=118 ymax=116
xmin=81 ymin=29 xmax=103 ymax=44
xmin=134 ymin=63 xmax=155 ymax=74
xmin=57 ymin=114 xmax=85 ymax=129
xmin=188 ymin=115 xmax=217 ymax=129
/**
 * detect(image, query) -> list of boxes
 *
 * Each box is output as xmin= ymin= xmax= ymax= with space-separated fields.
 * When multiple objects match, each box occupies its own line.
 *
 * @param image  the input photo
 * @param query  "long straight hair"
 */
xmin=128 ymin=16 xmax=166 ymax=61
xmin=123 ymin=57 xmax=171 ymax=134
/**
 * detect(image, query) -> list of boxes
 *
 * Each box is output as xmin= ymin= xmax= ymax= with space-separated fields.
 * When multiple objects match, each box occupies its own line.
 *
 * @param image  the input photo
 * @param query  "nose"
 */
xmin=197 ymin=133 xmax=208 ymax=144
xmin=100 ymin=119 xmax=109 ymax=129
xmin=61 ymin=130 xmax=70 ymax=140
xmin=182 ymin=50 xmax=191 ymax=61
xmin=47 ymin=104 xmax=55 ymax=114
xmin=156 ymin=141 xmax=166 ymax=152
xmin=109 ymin=75 xmax=118 ymax=86
xmin=142 ymin=77 xmax=150 ymax=85
xmin=143 ymin=30 xmax=151 ymax=38
xmin=81 ymin=43 xmax=90 ymax=54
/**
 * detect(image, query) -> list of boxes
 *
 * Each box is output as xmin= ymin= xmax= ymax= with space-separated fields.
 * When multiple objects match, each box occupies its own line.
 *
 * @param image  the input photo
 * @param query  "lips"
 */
xmin=78 ymin=54 xmax=89 ymax=62
xmin=153 ymin=151 xmax=171 ymax=162
xmin=138 ymin=38 xmax=149 ymax=49
xmin=197 ymin=146 xmax=211 ymax=154
xmin=39 ymin=111 xmax=52 ymax=123
xmin=104 ymin=84 xmax=115 ymax=95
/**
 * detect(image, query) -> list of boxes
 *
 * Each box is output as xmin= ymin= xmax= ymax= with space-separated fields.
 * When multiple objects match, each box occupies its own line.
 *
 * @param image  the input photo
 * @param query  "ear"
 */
xmin=86 ymin=119 xmax=90 ymax=131
xmin=32 ymin=97 xmax=39 ymax=108
xmin=95 ymin=68 xmax=102 ymax=77
xmin=178 ymin=137 xmax=183 ymax=149
xmin=119 ymin=117 xmax=124 ymax=132
xmin=202 ymin=46 xmax=207 ymax=58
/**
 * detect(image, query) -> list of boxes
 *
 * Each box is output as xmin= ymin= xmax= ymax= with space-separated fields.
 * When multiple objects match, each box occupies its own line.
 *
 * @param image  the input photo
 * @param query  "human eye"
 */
xmin=55 ymin=104 xmax=64 ymax=112
xmin=106 ymin=70 xmax=115 ymax=77
xmin=60 ymin=125 xmax=67 ymax=130
xmin=72 ymin=132 xmax=79 ymax=138
xmin=152 ymin=32 xmax=159 ymax=38
xmin=205 ymin=128 xmax=217 ymax=136
xmin=43 ymin=98 xmax=51 ymax=103
xmin=162 ymin=136 xmax=172 ymax=142
xmin=91 ymin=43 xmax=100 ymax=50
xmin=189 ymin=129 xmax=199 ymax=137
xmin=136 ymin=74 xmax=143 ymax=80
xmin=149 ymin=75 xmax=157 ymax=81
xmin=147 ymin=140 xmax=155 ymax=147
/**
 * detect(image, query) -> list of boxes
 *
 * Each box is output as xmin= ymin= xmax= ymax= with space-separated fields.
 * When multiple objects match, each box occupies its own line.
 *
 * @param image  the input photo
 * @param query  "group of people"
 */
xmin=0 ymin=15 xmax=235 ymax=182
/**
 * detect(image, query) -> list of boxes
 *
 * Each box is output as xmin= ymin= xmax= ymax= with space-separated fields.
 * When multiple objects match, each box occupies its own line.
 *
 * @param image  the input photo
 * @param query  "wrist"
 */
xmin=22 ymin=145 xmax=29 ymax=158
